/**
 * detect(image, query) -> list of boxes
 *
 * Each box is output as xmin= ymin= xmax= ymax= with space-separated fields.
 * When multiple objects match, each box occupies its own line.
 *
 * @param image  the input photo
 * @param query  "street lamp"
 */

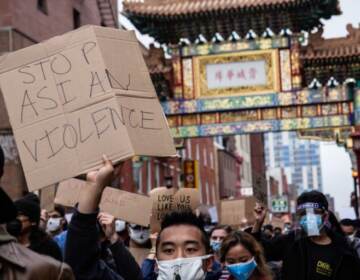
xmin=352 ymin=170 xmax=359 ymax=218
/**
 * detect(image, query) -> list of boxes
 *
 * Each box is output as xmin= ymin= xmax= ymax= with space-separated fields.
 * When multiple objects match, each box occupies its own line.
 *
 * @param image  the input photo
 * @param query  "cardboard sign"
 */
xmin=40 ymin=184 xmax=56 ymax=212
xmin=55 ymin=178 xmax=152 ymax=226
xmin=149 ymin=187 xmax=200 ymax=233
xmin=101 ymin=187 xmax=152 ymax=227
xmin=0 ymin=26 xmax=176 ymax=191
xmin=220 ymin=197 xmax=258 ymax=226
xmin=220 ymin=199 xmax=246 ymax=226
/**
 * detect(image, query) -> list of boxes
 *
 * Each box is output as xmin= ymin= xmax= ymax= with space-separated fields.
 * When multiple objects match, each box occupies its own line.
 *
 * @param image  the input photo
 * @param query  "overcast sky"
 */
xmin=118 ymin=0 xmax=360 ymax=218
xmin=320 ymin=0 xmax=359 ymax=219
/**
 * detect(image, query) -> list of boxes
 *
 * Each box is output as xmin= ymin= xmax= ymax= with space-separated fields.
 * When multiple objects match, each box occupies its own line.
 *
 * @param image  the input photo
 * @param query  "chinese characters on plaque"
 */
xmin=206 ymin=60 xmax=267 ymax=90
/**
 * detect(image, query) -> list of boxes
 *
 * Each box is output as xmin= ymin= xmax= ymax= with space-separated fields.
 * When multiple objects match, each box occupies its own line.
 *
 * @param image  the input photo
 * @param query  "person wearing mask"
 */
xmin=128 ymin=223 xmax=152 ymax=265
xmin=142 ymin=210 xmax=216 ymax=280
xmin=210 ymin=225 xmax=233 ymax=272
xmin=9 ymin=193 xmax=63 ymax=261
xmin=252 ymin=190 xmax=360 ymax=280
xmin=340 ymin=218 xmax=360 ymax=257
xmin=65 ymin=156 xmax=142 ymax=280
xmin=218 ymin=231 xmax=272 ymax=280
xmin=48 ymin=205 xmax=68 ymax=256
xmin=210 ymin=225 xmax=233 ymax=254
xmin=0 ymin=145 xmax=74 ymax=279
xmin=115 ymin=219 xmax=130 ymax=245
xmin=47 ymin=205 xmax=67 ymax=236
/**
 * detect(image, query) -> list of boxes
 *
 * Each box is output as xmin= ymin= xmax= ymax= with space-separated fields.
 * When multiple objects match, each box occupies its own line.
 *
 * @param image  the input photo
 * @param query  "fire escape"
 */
xmin=97 ymin=0 xmax=118 ymax=28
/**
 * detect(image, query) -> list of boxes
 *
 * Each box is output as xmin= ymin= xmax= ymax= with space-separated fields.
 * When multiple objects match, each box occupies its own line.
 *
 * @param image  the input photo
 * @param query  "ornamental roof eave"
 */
xmin=123 ymin=0 xmax=340 ymax=18
xmin=123 ymin=0 xmax=341 ymax=44
xmin=301 ymin=24 xmax=360 ymax=61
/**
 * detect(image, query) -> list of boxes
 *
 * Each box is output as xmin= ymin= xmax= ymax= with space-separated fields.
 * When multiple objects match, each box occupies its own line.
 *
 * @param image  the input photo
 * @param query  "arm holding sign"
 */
xmin=99 ymin=212 xmax=143 ymax=280
xmin=65 ymin=156 xmax=124 ymax=280
xmin=251 ymin=204 xmax=291 ymax=262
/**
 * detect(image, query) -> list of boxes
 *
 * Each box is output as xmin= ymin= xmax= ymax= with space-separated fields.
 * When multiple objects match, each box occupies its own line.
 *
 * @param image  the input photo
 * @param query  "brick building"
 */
xmin=0 ymin=0 xmax=117 ymax=198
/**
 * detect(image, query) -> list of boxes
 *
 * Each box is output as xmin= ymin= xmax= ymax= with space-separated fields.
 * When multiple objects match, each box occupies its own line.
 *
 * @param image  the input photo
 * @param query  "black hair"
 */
xmin=157 ymin=210 xmax=211 ymax=254
xmin=340 ymin=219 xmax=354 ymax=227
xmin=297 ymin=190 xmax=329 ymax=210
xmin=328 ymin=211 xmax=345 ymax=236
xmin=263 ymin=224 xmax=274 ymax=232
xmin=54 ymin=205 xmax=65 ymax=217
xmin=0 ymin=145 xmax=4 ymax=178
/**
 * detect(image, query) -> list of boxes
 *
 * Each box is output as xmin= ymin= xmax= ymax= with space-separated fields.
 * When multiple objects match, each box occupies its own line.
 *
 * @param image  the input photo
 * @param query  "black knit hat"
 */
xmin=14 ymin=193 xmax=41 ymax=225
xmin=0 ymin=187 xmax=17 ymax=224
xmin=0 ymin=145 xmax=4 ymax=178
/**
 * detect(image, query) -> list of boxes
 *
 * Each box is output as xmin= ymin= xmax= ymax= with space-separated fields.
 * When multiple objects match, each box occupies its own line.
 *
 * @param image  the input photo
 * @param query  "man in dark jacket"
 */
xmin=252 ymin=190 xmax=360 ymax=280
xmin=12 ymin=193 xmax=63 ymax=261
xmin=65 ymin=156 xmax=142 ymax=280
xmin=0 ymin=146 xmax=74 ymax=279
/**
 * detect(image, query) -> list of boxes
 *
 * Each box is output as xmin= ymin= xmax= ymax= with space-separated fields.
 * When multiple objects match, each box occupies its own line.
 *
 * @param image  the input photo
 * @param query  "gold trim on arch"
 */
xmin=193 ymin=49 xmax=280 ymax=98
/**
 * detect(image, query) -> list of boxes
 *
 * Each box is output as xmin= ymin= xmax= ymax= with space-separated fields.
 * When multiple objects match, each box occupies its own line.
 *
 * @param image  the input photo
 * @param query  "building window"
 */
xmin=73 ymin=9 xmax=81 ymax=29
xmin=37 ymin=0 xmax=48 ymax=15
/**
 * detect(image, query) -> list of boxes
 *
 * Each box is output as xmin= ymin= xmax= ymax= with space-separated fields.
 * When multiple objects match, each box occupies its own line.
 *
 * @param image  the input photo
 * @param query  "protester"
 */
xmin=115 ymin=219 xmax=130 ymax=245
xmin=210 ymin=225 xmax=233 ymax=254
xmin=65 ymin=156 xmax=142 ymax=280
xmin=46 ymin=204 xmax=68 ymax=257
xmin=262 ymin=225 xmax=274 ymax=240
xmin=340 ymin=218 xmax=360 ymax=257
xmin=273 ymin=227 xmax=282 ymax=238
xmin=218 ymin=231 xmax=272 ymax=280
xmin=210 ymin=224 xmax=233 ymax=272
xmin=10 ymin=192 xmax=63 ymax=261
xmin=262 ymin=225 xmax=282 ymax=279
xmin=141 ymin=210 xmax=215 ymax=280
xmin=0 ymin=146 xmax=74 ymax=279
xmin=128 ymin=223 xmax=152 ymax=265
xmin=252 ymin=190 xmax=360 ymax=280
xmin=47 ymin=205 xmax=67 ymax=236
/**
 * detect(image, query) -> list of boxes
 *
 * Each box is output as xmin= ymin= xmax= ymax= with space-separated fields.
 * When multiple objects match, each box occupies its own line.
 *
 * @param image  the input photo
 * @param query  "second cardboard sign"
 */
xmin=55 ymin=178 xmax=152 ymax=227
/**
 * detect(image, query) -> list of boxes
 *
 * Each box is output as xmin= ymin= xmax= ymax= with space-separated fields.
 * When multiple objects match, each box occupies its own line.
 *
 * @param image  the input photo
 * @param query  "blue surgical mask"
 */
xmin=299 ymin=213 xmax=323 ymax=236
xmin=210 ymin=240 xmax=221 ymax=252
xmin=227 ymin=258 xmax=257 ymax=280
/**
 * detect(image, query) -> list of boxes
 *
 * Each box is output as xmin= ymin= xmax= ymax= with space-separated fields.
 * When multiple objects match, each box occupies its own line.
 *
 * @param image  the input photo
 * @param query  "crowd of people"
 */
xmin=1 ymin=145 xmax=360 ymax=279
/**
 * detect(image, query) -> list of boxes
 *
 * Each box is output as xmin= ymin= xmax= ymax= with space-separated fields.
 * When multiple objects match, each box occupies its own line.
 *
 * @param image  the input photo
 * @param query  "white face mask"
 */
xmin=157 ymin=255 xmax=211 ymax=280
xmin=115 ymin=220 xmax=126 ymax=233
xmin=47 ymin=217 xmax=62 ymax=232
xmin=65 ymin=213 xmax=73 ymax=224
xmin=129 ymin=227 xmax=150 ymax=245
xmin=348 ymin=233 xmax=355 ymax=242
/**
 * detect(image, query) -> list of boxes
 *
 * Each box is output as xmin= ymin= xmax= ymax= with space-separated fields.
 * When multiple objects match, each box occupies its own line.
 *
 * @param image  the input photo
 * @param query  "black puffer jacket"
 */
xmin=253 ymin=229 xmax=360 ymax=280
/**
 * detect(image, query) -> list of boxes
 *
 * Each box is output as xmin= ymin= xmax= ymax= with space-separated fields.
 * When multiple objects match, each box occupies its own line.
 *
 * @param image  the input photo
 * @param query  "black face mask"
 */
xmin=6 ymin=218 xmax=22 ymax=237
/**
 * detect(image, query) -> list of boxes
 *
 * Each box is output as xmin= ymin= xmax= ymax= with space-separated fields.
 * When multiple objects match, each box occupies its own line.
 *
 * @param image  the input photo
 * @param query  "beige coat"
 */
xmin=0 ymin=227 xmax=74 ymax=280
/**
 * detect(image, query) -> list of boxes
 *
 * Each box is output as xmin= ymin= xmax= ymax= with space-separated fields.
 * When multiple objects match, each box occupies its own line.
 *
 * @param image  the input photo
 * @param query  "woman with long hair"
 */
xmin=218 ymin=231 xmax=272 ymax=280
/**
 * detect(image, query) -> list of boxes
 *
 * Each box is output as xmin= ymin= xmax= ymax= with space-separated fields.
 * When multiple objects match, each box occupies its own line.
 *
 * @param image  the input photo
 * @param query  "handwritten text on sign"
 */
xmin=15 ymin=43 xmax=159 ymax=163
xmin=149 ymin=187 xmax=200 ymax=232
xmin=206 ymin=60 xmax=267 ymax=89
xmin=0 ymin=26 xmax=175 ymax=190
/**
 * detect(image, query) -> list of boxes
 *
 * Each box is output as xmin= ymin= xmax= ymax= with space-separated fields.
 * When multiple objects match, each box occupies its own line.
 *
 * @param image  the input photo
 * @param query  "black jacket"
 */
xmin=65 ymin=209 xmax=142 ymax=280
xmin=29 ymin=229 xmax=63 ymax=261
xmin=253 ymin=229 xmax=360 ymax=280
